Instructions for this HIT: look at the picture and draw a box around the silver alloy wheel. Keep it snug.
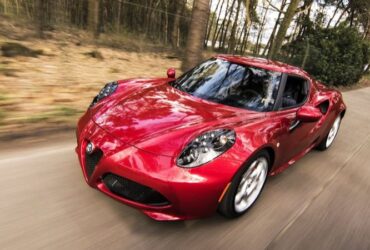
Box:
[234,157,268,213]
[326,116,341,148]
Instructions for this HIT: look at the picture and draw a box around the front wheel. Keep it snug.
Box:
[218,151,269,218]
[316,115,342,151]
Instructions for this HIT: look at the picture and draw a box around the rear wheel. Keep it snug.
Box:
[316,115,341,151]
[219,151,269,218]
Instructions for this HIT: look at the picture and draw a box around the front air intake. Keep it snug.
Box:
[102,173,170,206]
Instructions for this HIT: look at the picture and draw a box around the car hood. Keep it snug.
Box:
[93,79,264,156]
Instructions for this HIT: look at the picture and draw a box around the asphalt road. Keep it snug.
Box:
[1,87,370,250]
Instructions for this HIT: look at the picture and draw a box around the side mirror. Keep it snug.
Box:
[167,68,176,78]
[297,105,322,122]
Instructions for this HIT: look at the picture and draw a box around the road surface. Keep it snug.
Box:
[1,87,370,250]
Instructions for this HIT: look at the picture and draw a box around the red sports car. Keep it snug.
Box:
[76,55,346,221]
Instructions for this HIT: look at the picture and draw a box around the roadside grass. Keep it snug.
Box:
[0,21,181,137]
[0,108,5,125]
[20,106,81,125]
[54,106,81,117]
[0,92,7,102]
[1,42,43,57]
[0,61,19,77]
[0,92,8,125]
[24,114,50,123]
[109,67,120,74]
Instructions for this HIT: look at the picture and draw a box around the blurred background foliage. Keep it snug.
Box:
[0,0,369,136]
[283,24,369,86]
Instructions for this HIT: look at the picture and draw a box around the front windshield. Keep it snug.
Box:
[171,58,282,112]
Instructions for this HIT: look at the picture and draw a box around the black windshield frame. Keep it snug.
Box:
[170,58,284,112]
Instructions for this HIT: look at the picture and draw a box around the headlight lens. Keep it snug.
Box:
[90,81,118,108]
[177,129,236,168]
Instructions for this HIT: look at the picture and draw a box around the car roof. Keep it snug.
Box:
[216,55,311,80]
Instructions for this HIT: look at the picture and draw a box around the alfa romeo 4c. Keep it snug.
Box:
[76,56,346,221]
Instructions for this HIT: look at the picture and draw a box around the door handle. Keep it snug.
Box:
[289,120,300,131]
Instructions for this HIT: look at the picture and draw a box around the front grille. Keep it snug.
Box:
[102,173,170,206]
[85,148,103,177]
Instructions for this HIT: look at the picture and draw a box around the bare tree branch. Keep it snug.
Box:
[265,0,284,13]
[295,0,314,15]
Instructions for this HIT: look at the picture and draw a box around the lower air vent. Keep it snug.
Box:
[102,173,170,206]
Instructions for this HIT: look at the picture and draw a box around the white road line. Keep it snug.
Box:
[0,144,75,165]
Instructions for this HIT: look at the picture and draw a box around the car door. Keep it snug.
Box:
[271,74,318,165]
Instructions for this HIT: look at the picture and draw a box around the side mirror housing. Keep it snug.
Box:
[297,105,322,122]
[167,68,176,78]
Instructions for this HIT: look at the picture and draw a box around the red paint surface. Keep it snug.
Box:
[76,55,346,220]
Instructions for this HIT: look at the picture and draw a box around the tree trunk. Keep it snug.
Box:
[211,0,228,49]
[116,0,122,32]
[205,0,222,47]
[262,0,286,57]
[221,0,237,50]
[254,5,268,55]
[14,0,19,15]
[239,0,252,55]
[235,24,246,54]
[268,0,300,59]
[334,6,350,28]
[88,0,100,38]
[301,38,310,69]
[297,2,312,38]
[349,9,355,27]
[171,0,186,48]
[228,0,242,53]
[24,0,31,18]
[240,23,252,55]
[326,1,341,28]
[164,1,169,45]
[363,18,370,40]
[244,0,251,31]
[3,0,7,15]
[289,14,301,43]
[37,0,47,38]
[182,0,211,71]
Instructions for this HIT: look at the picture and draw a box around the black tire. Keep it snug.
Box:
[218,150,270,218]
[316,115,342,151]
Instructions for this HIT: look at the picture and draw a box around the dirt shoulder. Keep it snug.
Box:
[0,17,181,139]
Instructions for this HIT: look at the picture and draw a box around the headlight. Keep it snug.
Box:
[90,81,118,108]
[177,129,236,168]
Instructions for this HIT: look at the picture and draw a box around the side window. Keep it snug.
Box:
[281,75,308,109]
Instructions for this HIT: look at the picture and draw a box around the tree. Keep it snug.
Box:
[244,0,251,32]
[171,0,187,48]
[212,0,230,49]
[284,25,369,86]
[220,0,237,49]
[326,0,343,28]
[268,0,301,59]
[116,0,122,32]
[205,0,222,47]
[228,0,242,53]
[88,0,100,38]
[263,0,287,56]
[182,0,211,71]
[254,3,269,55]
[37,0,47,38]
[240,0,258,54]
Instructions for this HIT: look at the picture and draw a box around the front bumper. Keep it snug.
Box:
[76,113,243,220]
